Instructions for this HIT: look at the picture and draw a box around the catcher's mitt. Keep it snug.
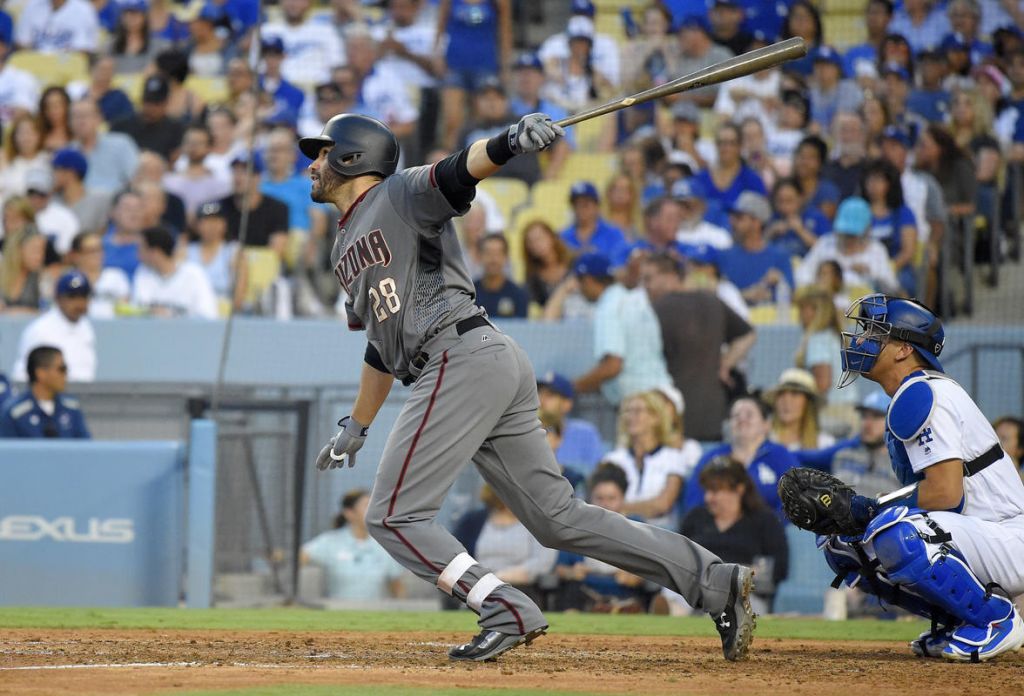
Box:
[777,468,865,536]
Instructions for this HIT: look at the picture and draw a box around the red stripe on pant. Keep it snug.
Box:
[381,350,526,634]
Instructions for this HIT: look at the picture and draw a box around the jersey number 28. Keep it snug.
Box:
[369,277,401,322]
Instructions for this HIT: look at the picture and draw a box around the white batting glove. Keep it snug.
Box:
[315,416,368,470]
[509,113,565,154]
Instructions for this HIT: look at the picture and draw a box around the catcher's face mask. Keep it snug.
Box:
[839,294,890,388]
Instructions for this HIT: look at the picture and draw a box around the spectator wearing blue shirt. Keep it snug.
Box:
[0,346,90,439]
[765,178,830,258]
[861,159,918,294]
[149,0,190,43]
[907,49,951,124]
[473,233,528,319]
[808,46,863,133]
[261,127,322,233]
[683,395,798,521]
[945,0,993,66]
[718,192,794,306]
[537,372,606,476]
[571,253,672,406]
[887,0,951,54]
[103,190,145,278]
[206,0,260,39]
[693,122,767,224]
[560,182,628,258]
[940,32,977,84]
[259,37,304,117]
[792,135,840,221]
[843,0,893,80]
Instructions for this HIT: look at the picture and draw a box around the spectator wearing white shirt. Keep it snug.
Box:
[796,197,900,293]
[261,0,344,87]
[68,231,129,320]
[672,178,732,250]
[12,270,96,382]
[15,0,100,53]
[538,0,620,89]
[70,98,139,195]
[24,167,80,256]
[601,391,697,529]
[0,25,40,122]
[132,226,218,319]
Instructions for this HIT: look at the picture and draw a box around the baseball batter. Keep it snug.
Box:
[297,113,755,662]
[780,293,1024,662]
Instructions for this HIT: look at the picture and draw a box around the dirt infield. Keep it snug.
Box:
[1,628,1022,696]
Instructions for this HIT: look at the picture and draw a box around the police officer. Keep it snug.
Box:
[0,346,90,438]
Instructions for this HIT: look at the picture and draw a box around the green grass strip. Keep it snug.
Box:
[0,607,925,641]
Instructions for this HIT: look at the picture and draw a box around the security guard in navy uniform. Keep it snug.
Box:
[0,346,90,438]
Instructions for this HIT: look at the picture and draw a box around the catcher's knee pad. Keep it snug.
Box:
[866,508,1013,628]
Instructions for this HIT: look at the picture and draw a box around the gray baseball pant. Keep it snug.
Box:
[365,322,737,635]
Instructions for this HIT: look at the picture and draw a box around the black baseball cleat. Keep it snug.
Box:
[448,626,547,662]
[712,565,756,661]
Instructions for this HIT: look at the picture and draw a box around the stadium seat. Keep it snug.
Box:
[530,179,574,221]
[284,230,308,271]
[773,525,835,614]
[478,177,530,225]
[823,15,866,49]
[9,51,88,86]
[112,74,144,107]
[573,114,611,153]
[244,247,282,306]
[186,76,229,105]
[823,0,867,14]
[559,153,619,191]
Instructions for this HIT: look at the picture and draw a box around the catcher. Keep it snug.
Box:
[778,293,1024,662]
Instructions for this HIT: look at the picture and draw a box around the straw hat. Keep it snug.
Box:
[766,368,820,403]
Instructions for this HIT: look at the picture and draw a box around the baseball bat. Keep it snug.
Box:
[553,37,808,129]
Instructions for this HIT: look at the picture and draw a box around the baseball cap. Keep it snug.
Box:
[195,3,225,22]
[25,167,53,195]
[315,81,344,102]
[940,33,970,53]
[655,383,685,416]
[56,270,91,297]
[537,371,575,400]
[834,197,871,236]
[231,149,265,174]
[670,177,706,201]
[813,45,843,70]
[572,252,612,279]
[880,125,912,149]
[856,390,891,415]
[880,62,910,82]
[917,47,946,63]
[197,200,225,219]
[994,24,1024,40]
[569,180,599,202]
[478,75,506,96]
[671,99,701,123]
[52,148,88,179]
[728,191,771,224]
[570,0,595,17]
[513,51,543,72]
[142,75,170,103]
[261,36,285,54]
[679,15,712,35]
[567,15,595,41]
[120,0,148,12]
[675,241,718,267]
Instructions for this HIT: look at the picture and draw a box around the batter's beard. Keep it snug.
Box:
[310,167,343,204]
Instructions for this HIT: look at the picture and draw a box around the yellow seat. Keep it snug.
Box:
[478,177,529,226]
[748,305,779,325]
[9,51,88,86]
[112,74,144,106]
[571,114,611,153]
[529,180,573,225]
[823,15,866,49]
[823,0,867,13]
[185,76,228,105]
[559,153,618,191]
[284,230,308,271]
[243,247,281,305]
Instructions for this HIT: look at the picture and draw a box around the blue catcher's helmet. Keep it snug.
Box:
[839,294,945,388]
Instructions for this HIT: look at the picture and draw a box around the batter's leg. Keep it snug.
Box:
[364,333,548,641]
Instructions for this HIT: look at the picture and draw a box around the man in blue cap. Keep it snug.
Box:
[52,147,111,239]
[826,390,902,496]
[0,346,90,438]
[537,371,604,476]
[907,49,951,123]
[260,36,305,116]
[509,51,572,176]
[571,252,672,406]
[717,191,794,306]
[12,271,96,383]
[809,45,862,131]
[559,182,627,258]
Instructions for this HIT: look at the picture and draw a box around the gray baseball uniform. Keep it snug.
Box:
[338,163,739,635]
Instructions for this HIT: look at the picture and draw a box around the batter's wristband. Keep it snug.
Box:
[486,127,516,165]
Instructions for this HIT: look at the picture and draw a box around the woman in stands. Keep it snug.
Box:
[767,368,835,452]
[603,174,641,239]
[780,0,822,76]
[0,204,46,314]
[602,391,698,529]
[522,219,572,309]
[683,394,799,519]
[793,285,846,400]
[301,489,406,602]
[792,135,840,221]
[0,115,49,199]
[949,87,1002,241]
[680,457,788,615]
[38,87,72,152]
[765,177,831,258]
[693,122,767,224]
[110,0,161,75]
[861,159,918,294]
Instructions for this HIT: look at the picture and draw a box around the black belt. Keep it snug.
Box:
[963,443,1004,477]
[404,316,492,385]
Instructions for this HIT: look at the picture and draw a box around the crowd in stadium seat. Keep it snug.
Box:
[1,0,1023,609]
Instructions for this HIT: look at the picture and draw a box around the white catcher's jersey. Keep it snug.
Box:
[887,371,1024,524]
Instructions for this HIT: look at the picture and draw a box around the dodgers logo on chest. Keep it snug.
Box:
[334,229,393,293]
